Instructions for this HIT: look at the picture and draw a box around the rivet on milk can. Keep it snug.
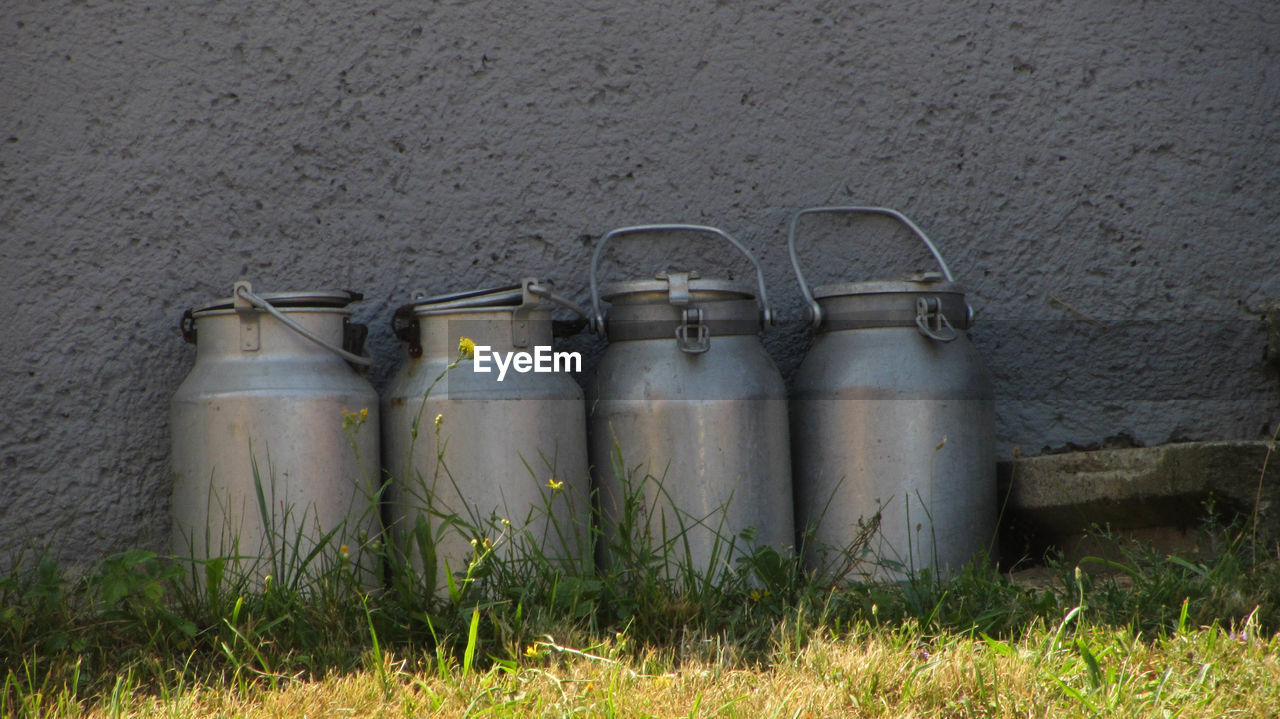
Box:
[788,207,995,580]
[170,281,381,586]
[588,224,794,581]
[383,277,592,595]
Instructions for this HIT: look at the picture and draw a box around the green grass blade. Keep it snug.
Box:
[463,605,480,676]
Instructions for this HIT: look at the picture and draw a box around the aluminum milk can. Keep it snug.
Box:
[788,207,995,580]
[171,281,381,584]
[383,278,591,593]
[588,225,794,580]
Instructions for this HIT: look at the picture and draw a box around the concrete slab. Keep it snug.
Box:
[999,441,1280,564]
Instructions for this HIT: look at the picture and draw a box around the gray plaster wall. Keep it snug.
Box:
[2,0,1278,566]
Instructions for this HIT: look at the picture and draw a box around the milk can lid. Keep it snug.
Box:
[191,289,362,314]
[405,283,526,311]
[599,275,753,302]
[811,272,973,335]
[812,272,964,300]
[392,279,590,352]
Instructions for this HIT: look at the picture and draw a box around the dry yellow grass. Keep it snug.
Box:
[79,620,1280,719]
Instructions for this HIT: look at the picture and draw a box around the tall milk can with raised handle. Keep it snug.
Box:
[588,225,794,580]
[171,281,381,584]
[382,278,591,594]
[788,207,995,580]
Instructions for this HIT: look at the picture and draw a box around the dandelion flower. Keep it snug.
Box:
[458,336,476,359]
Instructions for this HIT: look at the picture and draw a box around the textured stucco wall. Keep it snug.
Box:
[2,0,1278,567]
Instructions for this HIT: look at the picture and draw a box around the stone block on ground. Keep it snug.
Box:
[999,441,1279,565]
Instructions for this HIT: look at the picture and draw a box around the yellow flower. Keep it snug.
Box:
[458,336,476,359]
[341,407,368,430]
[545,478,563,492]
[524,644,540,658]
[434,413,443,430]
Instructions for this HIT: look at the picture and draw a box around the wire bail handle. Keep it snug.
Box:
[511,277,590,348]
[233,281,372,367]
[787,206,956,330]
[522,278,589,318]
[589,223,775,336]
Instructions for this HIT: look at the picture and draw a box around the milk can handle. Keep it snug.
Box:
[234,283,373,367]
[788,206,955,329]
[524,278,592,339]
[589,224,774,334]
[524,279,589,319]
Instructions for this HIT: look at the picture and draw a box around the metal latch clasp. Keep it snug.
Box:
[233,280,260,351]
[508,277,544,349]
[915,296,958,343]
[657,270,700,307]
[676,307,710,354]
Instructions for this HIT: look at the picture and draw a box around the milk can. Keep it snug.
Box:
[788,207,995,580]
[588,225,794,580]
[171,281,381,585]
[383,278,592,593]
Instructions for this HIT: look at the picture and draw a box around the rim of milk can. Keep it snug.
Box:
[391,277,588,357]
[598,275,755,300]
[588,223,776,338]
[398,277,586,316]
[181,280,372,366]
[787,206,974,343]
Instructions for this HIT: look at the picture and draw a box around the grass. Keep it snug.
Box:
[5,575,1279,717]
[5,486,1280,717]
[5,380,1277,717]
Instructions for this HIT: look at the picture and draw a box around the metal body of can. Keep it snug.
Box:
[788,207,995,580]
[588,225,794,580]
[170,281,380,584]
[383,278,591,593]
